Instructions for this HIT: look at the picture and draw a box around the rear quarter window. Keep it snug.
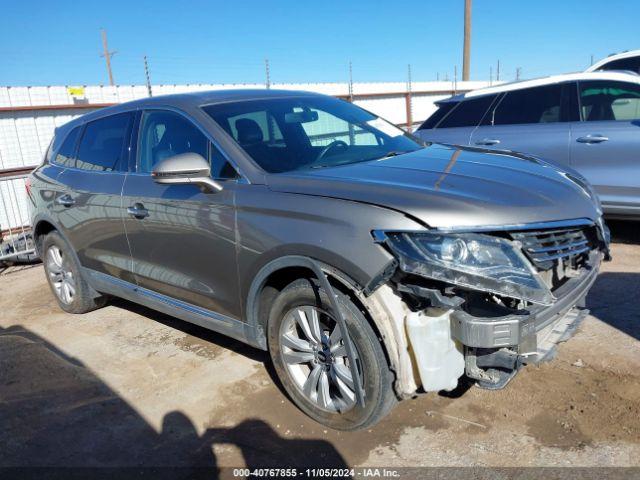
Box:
[418,102,457,130]
[52,126,81,167]
[437,94,498,128]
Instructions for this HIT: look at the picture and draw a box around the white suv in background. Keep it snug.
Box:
[414,71,640,219]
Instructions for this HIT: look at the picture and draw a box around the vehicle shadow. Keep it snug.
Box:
[587,272,640,341]
[108,297,267,364]
[606,219,640,245]
[0,325,348,477]
[586,220,640,341]
[108,298,299,406]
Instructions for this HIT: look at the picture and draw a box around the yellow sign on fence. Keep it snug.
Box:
[67,86,85,97]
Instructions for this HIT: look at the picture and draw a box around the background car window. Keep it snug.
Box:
[138,110,237,179]
[53,126,81,167]
[76,113,133,172]
[579,81,640,121]
[493,84,563,125]
[437,94,497,128]
[418,102,457,130]
[596,57,640,74]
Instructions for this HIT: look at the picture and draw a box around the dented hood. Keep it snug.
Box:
[266,144,601,229]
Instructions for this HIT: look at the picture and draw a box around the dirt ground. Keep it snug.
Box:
[0,221,638,472]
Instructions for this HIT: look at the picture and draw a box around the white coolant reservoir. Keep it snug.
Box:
[406,308,465,392]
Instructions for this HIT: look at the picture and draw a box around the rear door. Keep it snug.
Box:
[570,79,640,215]
[121,108,242,319]
[469,83,576,166]
[415,94,497,146]
[56,112,135,281]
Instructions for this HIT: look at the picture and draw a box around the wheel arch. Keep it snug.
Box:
[246,255,395,376]
[32,215,61,255]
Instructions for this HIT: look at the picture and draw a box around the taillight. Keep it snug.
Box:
[25,177,32,197]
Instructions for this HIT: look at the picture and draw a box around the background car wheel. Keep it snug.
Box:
[268,278,397,430]
[42,231,107,314]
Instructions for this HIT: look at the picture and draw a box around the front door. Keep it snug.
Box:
[570,79,640,216]
[122,109,242,319]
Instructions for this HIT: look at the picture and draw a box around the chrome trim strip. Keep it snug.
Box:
[373,219,596,241]
[433,218,595,234]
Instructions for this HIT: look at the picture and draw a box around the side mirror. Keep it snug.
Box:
[151,153,222,193]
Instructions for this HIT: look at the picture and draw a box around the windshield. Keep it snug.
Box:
[202,96,424,173]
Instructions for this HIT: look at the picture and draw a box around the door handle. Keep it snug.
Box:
[576,134,609,144]
[127,203,149,219]
[55,194,75,207]
[475,138,501,146]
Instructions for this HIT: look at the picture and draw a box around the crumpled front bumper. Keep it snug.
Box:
[449,251,601,389]
[450,251,601,354]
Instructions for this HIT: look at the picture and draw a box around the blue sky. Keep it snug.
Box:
[1,0,638,86]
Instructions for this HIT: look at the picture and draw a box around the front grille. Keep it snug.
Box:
[510,225,596,271]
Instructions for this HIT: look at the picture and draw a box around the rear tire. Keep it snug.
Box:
[42,231,107,314]
[267,278,397,430]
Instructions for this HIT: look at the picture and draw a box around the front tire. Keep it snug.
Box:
[267,278,397,430]
[42,231,107,314]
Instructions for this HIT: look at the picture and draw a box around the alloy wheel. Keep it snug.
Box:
[279,305,359,413]
[46,245,76,304]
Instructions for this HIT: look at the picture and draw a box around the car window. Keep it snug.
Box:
[579,81,640,121]
[596,57,640,75]
[76,113,133,172]
[437,94,497,128]
[493,84,563,125]
[203,96,423,173]
[138,110,237,179]
[227,110,284,145]
[297,106,380,147]
[53,126,81,167]
[418,102,458,130]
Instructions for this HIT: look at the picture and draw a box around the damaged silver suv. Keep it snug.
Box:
[29,90,610,430]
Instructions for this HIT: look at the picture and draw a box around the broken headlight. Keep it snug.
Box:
[377,231,554,306]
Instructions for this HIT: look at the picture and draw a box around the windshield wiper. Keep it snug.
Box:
[372,149,422,160]
[310,149,421,169]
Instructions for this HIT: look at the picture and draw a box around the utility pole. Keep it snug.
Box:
[516,67,522,81]
[100,29,116,86]
[143,56,153,97]
[347,61,356,143]
[264,58,271,89]
[489,66,493,86]
[405,64,413,132]
[590,54,594,66]
[496,59,500,81]
[454,65,458,94]
[462,0,472,81]
[348,61,354,102]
